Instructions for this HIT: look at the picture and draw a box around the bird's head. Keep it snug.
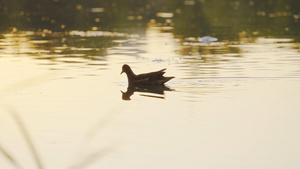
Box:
[121,64,132,75]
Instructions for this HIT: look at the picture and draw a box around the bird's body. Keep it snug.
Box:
[121,64,174,85]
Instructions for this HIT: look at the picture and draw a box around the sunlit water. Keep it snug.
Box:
[1,26,300,169]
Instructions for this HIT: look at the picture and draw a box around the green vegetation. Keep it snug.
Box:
[0,0,299,39]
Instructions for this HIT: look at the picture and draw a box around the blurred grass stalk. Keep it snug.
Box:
[69,104,123,169]
[0,73,119,168]
[0,75,52,169]
[6,105,44,169]
[0,143,21,169]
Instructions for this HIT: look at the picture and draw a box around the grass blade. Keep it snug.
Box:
[0,143,22,169]
[6,106,44,169]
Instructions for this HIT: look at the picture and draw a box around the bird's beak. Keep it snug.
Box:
[120,70,124,75]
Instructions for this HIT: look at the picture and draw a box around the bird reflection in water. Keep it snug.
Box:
[121,84,173,100]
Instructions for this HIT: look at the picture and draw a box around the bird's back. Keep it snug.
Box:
[133,69,173,85]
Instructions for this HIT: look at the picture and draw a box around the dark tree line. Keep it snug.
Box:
[0,0,299,39]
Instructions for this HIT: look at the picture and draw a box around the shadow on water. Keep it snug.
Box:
[121,84,173,100]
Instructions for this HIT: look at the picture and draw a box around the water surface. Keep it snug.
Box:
[1,19,300,169]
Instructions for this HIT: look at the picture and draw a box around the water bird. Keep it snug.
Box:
[121,64,174,85]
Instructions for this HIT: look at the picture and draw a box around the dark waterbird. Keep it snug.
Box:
[121,64,174,85]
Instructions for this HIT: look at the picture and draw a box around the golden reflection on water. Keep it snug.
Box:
[1,25,300,169]
[0,33,38,55]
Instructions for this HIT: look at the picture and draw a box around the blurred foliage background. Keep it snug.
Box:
[0,0,300,40]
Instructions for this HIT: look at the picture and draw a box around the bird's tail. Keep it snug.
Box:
[161,76,175,84]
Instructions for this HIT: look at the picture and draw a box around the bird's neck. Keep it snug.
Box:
[125,69,135,81]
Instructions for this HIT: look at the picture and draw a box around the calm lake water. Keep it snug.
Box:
[1,24,300,169]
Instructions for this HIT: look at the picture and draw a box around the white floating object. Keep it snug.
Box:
[198,36,218,43]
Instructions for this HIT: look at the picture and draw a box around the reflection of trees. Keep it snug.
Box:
[0,0,299,39]
[0,0,149,32]
[173,1,211,37]
[198,0,300,39]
